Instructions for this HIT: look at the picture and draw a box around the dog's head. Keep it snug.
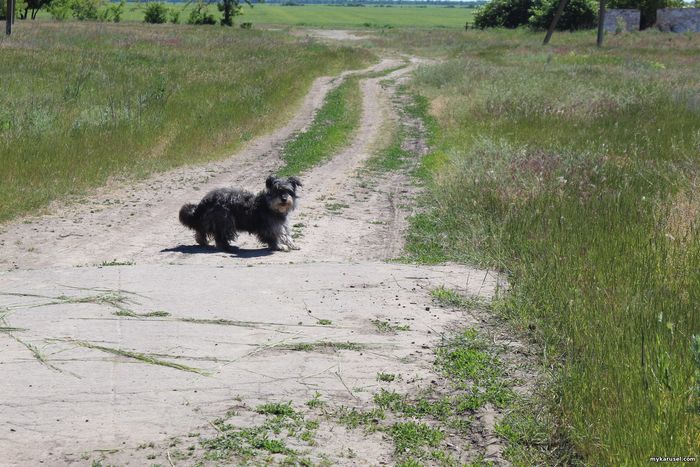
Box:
[265,176,302,215]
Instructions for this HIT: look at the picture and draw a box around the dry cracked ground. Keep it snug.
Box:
[0,48,534,466]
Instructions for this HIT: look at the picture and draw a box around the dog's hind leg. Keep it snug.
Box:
[214,228,239,252]
[195,231,209,246]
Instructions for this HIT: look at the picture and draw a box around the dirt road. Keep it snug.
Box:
[0,56,520,466]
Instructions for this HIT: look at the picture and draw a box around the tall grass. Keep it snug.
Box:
[404,30,700,463]
[0,22,372,222]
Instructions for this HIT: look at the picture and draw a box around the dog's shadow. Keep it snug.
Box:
[162,245,274,258]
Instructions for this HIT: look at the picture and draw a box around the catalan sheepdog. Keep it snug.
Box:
[179,176,302,252]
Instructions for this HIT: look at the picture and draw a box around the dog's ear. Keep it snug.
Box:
[287,176,302,191]
[266,175,276,190]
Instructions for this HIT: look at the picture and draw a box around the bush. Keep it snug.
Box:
[143,2,168,24]
[528,0,597,31]
[169,8,180,23]
[473,0,533,29]
[48,0,104,20]
[99,0,124,22]
[187,1,216,25]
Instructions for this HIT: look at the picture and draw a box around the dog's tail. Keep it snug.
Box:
[179,203,199,230]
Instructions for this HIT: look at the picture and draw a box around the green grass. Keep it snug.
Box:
[35,3,475,29]
[371,319,410,333]
[403,29,700,464]
[0,21,372,223]
[322,326,513,463]
[241,4,474,29]
[277,77,362,177]
[377,372,396,382]
[389,421,444,457]
[202,402,317,463]
[430,287,485,310]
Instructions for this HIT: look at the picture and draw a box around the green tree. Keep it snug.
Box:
[218,0,258,27]
[19,0,52,19]
[143,2,168,23]
[473,0,533,28]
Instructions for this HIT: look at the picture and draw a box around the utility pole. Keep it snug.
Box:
[597,0,607,47]
[543,0,570,45]
[5,0,15,35]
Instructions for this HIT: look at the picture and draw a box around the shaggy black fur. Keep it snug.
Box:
[179,176,302,252]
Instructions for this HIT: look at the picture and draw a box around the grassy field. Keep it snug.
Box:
[0,22,372,222]
[33,3,474,28]
[396,28,700,464]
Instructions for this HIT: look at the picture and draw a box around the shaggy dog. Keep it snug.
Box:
[179,176,302,252]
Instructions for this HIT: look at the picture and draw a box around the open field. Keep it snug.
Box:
[34,3,475,28]
[394,28,700,463]
[0,22,372,222]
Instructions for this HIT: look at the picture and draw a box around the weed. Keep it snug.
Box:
[377,372,396,382]
[201,401,317,462]
[256,402,297,418]
[373,389,403,410]
[430,287,485,310]
[371,319,410,333]
[324,202,350,212]
[335,406,385,430]
[389,421,444,457]
[306,392,325,409]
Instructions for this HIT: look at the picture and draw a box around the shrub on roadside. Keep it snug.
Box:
[474,0,597,30]
[169,9,180,23]
[48,0,104,20]
[99,0,124,22]
[143,2,168,24]
[187,1,216,25]
[473,0,532,28]
[528,0,597,31]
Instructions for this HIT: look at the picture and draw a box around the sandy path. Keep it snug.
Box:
[0,56,519,466]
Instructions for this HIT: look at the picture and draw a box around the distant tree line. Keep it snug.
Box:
[1,0,125,21]
[1,0,258,25]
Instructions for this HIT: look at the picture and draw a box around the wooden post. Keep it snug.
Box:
[597,0,607,47]
[5,0,15,35]
[543,0,570,45]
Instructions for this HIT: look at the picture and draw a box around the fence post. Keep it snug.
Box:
[5,0,15,35]
[597,0,607,47]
